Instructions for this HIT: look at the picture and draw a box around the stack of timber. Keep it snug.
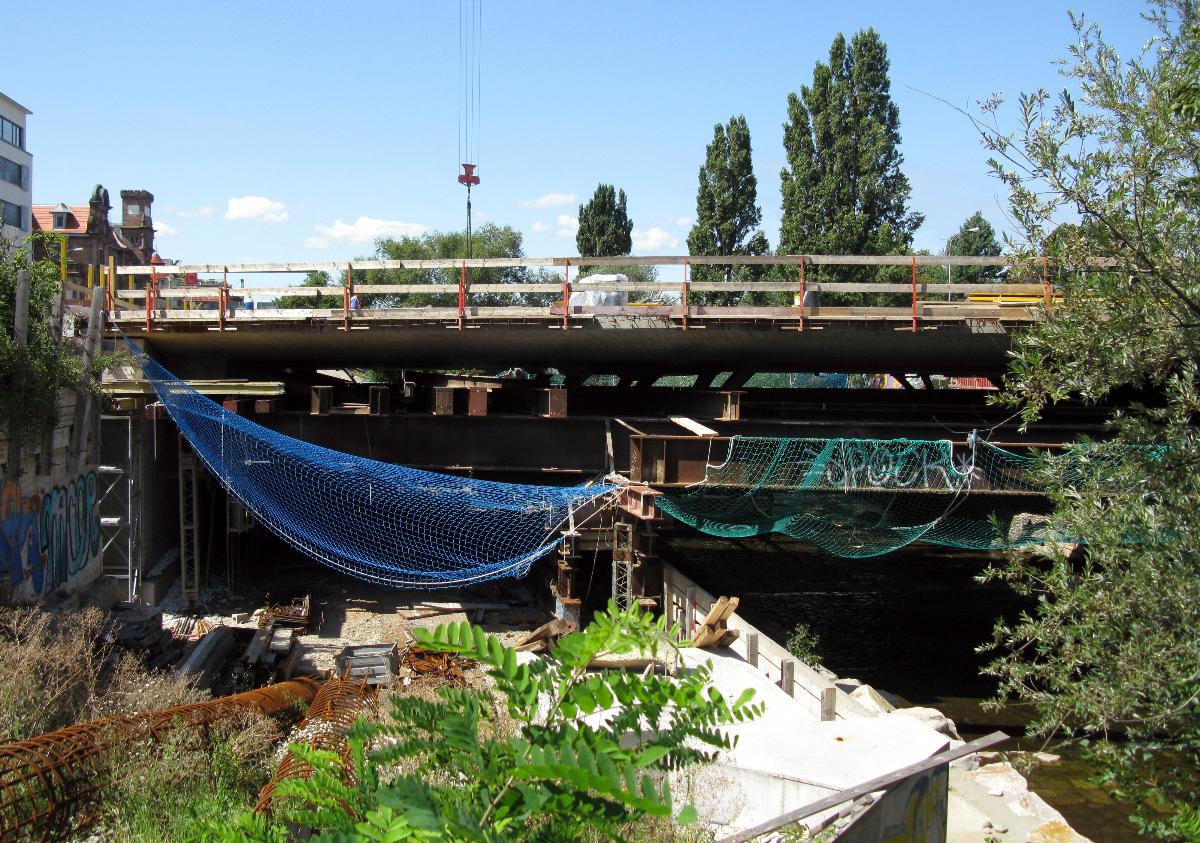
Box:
[242,622,302,683]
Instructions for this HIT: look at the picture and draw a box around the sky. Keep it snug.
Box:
[5,1,1158,286]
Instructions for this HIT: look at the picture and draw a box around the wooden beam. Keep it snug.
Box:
[113,254,1121,275]
[103,380,285,397]
[670,416,719,437]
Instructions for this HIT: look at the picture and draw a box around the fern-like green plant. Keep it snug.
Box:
[199,600,761,842]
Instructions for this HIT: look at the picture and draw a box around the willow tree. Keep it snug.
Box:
[978,4,1200,837]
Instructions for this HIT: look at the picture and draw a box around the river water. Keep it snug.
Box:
[660,534,1144,842]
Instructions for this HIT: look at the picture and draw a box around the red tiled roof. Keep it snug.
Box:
[31,204,91,234]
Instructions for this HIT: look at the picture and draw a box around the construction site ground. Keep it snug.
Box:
[156,574,553,680]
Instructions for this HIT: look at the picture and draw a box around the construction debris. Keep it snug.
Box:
[107,603,184,670]
[176,625,237,691]
[0,678,318,842]
[255,676,375,815]
[335,644,399,687]
[515,618,576,653]
[400,646,477,686]
[260,595,311,631]
[690,595,740,649]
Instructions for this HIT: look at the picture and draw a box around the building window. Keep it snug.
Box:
[127,204,140,215]
[0,117,22,150]
[1,199,24,230]
[53,212,69,229]
[0,155,20,187]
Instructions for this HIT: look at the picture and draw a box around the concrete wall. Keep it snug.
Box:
[0,390,102,602]
[0,91,32,244]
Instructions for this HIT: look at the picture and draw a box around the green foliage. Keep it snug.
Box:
[359,225,556,308]
[577,185,633,258]
[687,115,770,305]
[784,623,822,665]
[0,234,90,448]
[275,271,337,309]
[975,3,1200,836]
[779,29,923,285]
[208,601,760,841]
[96,708,282,842]
[946,211,1003,283]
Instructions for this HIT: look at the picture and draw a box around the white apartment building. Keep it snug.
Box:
[0,92,32,245]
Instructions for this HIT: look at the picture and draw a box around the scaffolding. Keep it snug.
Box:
[611,520,634,611]
[98,415,139,601]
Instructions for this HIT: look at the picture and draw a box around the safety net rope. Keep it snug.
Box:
[135,349,616,587]
[656,436,1061,557]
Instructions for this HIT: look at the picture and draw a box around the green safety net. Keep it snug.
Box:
[656,437,1059,557]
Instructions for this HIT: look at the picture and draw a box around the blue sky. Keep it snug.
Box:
[6,1,1155,283]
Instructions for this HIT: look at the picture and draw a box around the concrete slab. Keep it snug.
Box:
[673,648,950,835]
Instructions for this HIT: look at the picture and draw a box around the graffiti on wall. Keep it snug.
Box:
[0,472,101,596]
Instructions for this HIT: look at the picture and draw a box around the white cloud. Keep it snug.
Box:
[304,216,429,248]
[155,221,180,236]
[520,192,577,209]
[555,214,579,238]
[172,206,213,219]
[632,227,678,251]
[530,220,550,233]
[675,216,692,228]
[224,196,289,223]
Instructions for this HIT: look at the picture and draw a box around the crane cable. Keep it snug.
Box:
[458,0,482,256]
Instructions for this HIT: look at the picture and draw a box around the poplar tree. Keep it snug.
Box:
[687,115,769,305]
[779,29,923,281]
[576,184,633,257]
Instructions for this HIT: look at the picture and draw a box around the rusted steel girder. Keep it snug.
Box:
[255,676,375,815]
[0,677,318,842]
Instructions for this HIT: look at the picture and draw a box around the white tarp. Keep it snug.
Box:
[569,274,629,307]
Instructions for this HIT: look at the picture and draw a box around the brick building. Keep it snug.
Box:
[32,185,159,287]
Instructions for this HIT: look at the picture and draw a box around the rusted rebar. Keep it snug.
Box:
[0,677,318,841]
[255,676,375,815]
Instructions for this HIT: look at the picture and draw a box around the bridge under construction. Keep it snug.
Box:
[86,253,1103,623]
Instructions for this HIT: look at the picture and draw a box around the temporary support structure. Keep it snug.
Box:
[611,520,634,611]
[178,434,201,601]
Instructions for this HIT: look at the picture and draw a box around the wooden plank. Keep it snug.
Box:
[670,416,719,437]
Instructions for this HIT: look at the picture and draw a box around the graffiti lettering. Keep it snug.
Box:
[0,471,100,598]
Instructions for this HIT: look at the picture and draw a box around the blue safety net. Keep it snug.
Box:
[134,349,615,587]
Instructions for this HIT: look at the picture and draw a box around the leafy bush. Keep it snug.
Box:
[785,622,822,665]
[205,600,761,841]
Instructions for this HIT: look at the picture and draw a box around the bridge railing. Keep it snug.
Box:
[98,254,1074,331]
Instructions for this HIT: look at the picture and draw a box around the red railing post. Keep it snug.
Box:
[146,267,157,332]
[911,256,918,333]
[219,267,228,332]
[562,258,570,330]
[1042,256,1052,311]
[343,262,352,330]
[681,259,690,331]
[458,260,466,331]
[798,257,806,332]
